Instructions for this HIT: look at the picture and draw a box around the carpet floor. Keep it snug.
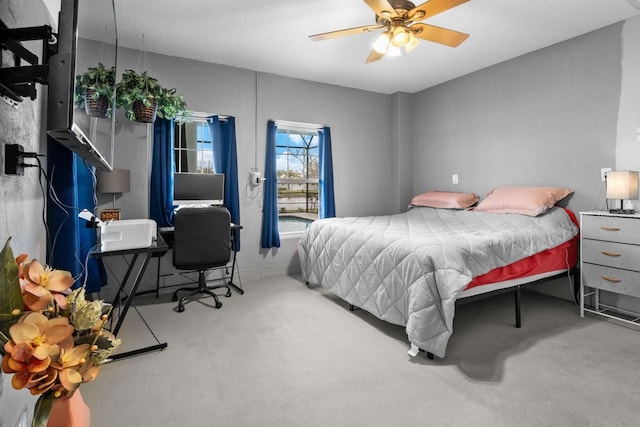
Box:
[82,274,640,427]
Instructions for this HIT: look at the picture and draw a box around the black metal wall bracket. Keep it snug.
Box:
[0,18,58,102]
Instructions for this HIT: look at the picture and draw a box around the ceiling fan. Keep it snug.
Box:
[309,0,471,63]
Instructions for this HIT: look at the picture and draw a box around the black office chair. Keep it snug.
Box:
[171,206,232,312]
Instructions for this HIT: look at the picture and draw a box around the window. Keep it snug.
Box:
[276,126,319,232]
[174,120,214,173]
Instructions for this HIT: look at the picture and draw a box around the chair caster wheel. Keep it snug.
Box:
[215,301,223,309]
[225,289,232,298]
[172,294,178,302]
[177,304,185,312]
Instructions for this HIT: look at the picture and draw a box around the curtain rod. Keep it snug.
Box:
[188,112,229,122]
[275,119,323,132]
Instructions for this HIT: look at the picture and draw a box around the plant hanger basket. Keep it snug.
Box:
[74,63,115,118]
[116,43,188,123]
[132,98,158,123]
[84,89,110,118]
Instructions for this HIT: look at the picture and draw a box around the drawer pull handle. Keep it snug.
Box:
[601,275,622,283]
[600,226,621,232]
[601,250,622,257]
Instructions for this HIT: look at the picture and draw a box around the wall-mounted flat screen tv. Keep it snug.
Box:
[47,0,117,171]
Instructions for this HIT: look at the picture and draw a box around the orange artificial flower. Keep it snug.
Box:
[51,342,91,392]
[3,312,74,373]
[21,259,74,310]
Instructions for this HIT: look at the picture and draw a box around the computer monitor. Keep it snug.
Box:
[173,173,224,206]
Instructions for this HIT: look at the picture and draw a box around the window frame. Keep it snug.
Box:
[275,122,321,236]
[174,116,215,174]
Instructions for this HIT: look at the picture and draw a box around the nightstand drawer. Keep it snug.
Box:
[582,240,640,272]
[581,215,640,244]
[582,263,640,298]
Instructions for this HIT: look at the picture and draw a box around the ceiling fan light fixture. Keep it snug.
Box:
[405,32,419,52]
[386,44,402,57]
[310,0,471,64]
[390,26,410,47]
[372,32,391,54]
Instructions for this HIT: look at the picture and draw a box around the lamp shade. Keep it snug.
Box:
[96,169,130,194]
[606,170,639,200]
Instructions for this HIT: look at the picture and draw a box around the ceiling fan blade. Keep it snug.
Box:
[410,23,469,47]
[365,49,385,63]
[408,0,470,21]
[309,24,385,41]
[363,0,398,19]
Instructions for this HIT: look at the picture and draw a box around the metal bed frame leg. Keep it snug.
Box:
[426,352,434,360]
[514,285,521,328]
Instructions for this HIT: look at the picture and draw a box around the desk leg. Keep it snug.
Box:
[110,342,168,361]
[107,252,168,361]
[109,253,139,332]
[113,252,152,335]
[227,249,244,295]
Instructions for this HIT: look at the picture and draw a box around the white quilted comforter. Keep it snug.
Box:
[298,206,578,357]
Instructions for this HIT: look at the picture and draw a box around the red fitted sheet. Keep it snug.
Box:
[465,208,579,291]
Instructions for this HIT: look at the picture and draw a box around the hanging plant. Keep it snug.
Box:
[156,87,190,122]
[115,69,189,123]
[74,63,116,118]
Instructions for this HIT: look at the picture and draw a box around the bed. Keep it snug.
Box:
[298,197,579,359]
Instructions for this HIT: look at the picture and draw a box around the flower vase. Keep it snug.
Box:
[46,391,91,427]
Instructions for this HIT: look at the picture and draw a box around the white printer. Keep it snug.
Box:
[100,219,157,251]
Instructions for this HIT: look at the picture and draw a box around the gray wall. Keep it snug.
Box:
[410,23,623,215]
[390,92,414,213]
[95,46,394,290]
[617,15,640,176]
[0,1,53,424]
[92,20,637,297]
[409,22,638,302]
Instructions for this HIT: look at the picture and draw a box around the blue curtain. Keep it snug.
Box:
[209,116,241,251]
[260,120,280,248]
[318,127,336,219]
[149,118,175,227]
[46,138,105,293]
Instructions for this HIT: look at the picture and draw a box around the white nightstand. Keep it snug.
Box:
[580,211,640,326]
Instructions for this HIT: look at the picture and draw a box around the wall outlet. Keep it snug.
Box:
[4,143,24,175]
[601,167,612,182]
[452,174,459,184]
[249,169,264,186]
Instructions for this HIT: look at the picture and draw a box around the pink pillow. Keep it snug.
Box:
[411,191,479,209]
[475,186,573,216]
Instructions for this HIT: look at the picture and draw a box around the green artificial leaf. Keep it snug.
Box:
[32,392,54,427]
[0,237,23,338]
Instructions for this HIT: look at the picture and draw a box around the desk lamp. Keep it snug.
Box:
[97,169,130,220]
[606,170,639,214]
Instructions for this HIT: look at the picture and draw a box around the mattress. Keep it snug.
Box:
[298,206,579,357]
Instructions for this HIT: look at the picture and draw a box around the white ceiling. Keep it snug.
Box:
[109,0,640,94]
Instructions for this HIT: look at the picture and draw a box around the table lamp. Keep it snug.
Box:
[606,170,639,214]
[97,169,130,220]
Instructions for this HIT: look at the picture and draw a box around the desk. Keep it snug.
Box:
[90,235,169,360]
[156,223,244,296]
